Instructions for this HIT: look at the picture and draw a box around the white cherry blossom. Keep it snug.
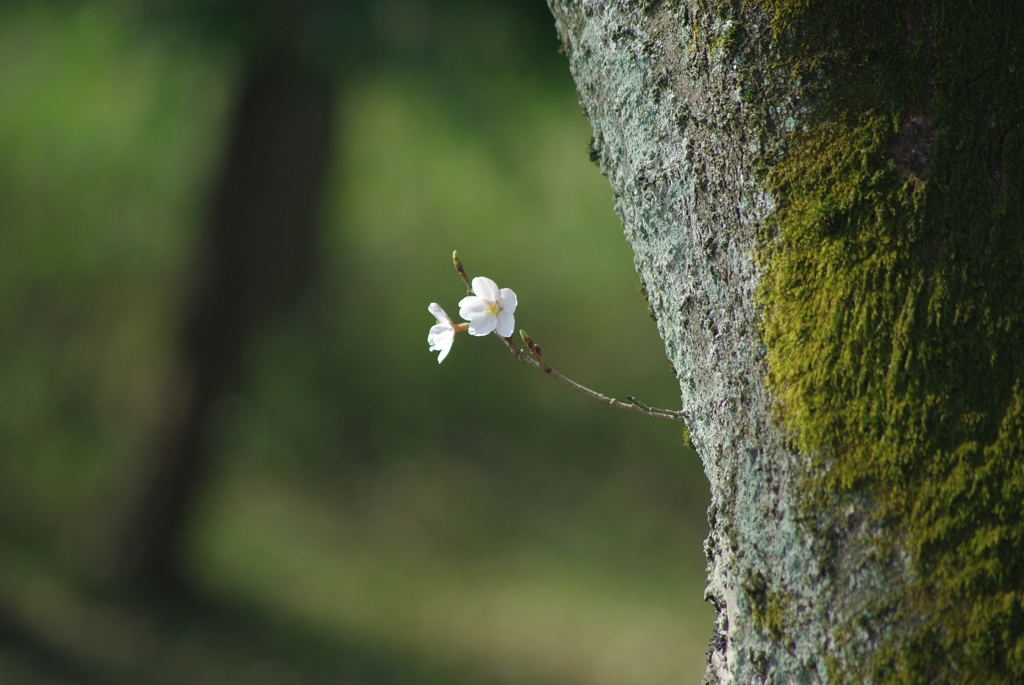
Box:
[459,276,517,337]
[427,302,457,363]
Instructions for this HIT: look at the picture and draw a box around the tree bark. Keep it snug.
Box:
[546,1,1024,683]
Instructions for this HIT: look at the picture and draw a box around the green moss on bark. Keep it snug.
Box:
[754,1,1024,682]
[743,570,792,644]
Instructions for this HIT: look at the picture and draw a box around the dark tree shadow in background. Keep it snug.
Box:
[111,0,561,599]
[116,61,336,596]
[0,1,584,682]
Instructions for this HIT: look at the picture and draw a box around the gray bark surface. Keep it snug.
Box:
[545,2,891,682]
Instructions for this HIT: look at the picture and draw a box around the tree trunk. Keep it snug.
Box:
[545,1,1024,683]
[116,64,335,594]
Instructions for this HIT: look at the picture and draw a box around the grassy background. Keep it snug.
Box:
[0,3,714,684]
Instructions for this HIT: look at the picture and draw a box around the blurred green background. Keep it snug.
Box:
[0,1,713,683]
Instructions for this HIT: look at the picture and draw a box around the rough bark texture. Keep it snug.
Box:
[546,1,1024,683]
[547,3,826,681]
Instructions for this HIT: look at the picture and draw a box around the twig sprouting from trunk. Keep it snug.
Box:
[452,251,686,423]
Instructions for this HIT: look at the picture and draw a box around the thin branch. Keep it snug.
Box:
[452,251,473,293]
[513,333,686,421]
[453,252,686,423]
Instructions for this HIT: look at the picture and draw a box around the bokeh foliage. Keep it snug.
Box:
[0,2,712,684]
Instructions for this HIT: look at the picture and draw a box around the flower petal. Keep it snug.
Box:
[428,323,454,351]
[459,295,487,321]
[498,288,517,314]
[495,309,515,338]
[471,276,499,302]
[436,332,454,362]
[468,312,496,337]
[428,302,450,323]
